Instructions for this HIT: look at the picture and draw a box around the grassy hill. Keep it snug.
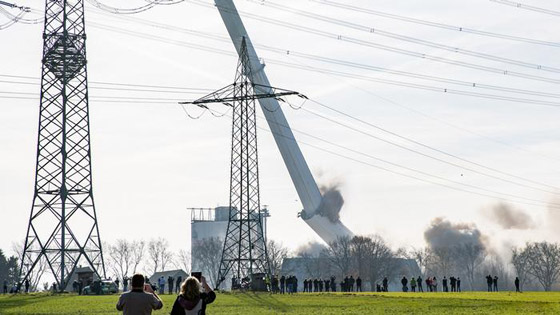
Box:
[0,291,559,314]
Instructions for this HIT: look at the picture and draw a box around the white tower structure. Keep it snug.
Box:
[214,0,354,244]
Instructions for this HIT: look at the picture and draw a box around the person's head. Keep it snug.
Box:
[131,274,145,289]
[181,276,201,301]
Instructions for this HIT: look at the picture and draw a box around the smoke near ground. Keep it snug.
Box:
[316,183,345,223]
[295,241,328,257]
[485,202,536,230]
[424,217,486,250]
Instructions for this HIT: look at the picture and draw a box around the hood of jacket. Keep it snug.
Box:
[178,295,201,311]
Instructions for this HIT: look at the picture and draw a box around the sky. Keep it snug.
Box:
[1,0,560,264]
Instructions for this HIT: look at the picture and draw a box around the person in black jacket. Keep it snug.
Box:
[170,276,215,315]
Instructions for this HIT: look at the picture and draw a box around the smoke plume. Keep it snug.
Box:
[485,202,536,230]
[424,217,486,250]
[295,241,328,257]
[316,183,344,223]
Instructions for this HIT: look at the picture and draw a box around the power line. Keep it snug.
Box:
[0,74,213,93]
[311,0,560,48]
[190,0,560,85]
[0,5,41,25]
[4,82,557,197]
[301,99,560,195]
[75,22,560,107]
[180,104,558,209]
[86,0,185,15]
[255,112,559,209]
[12,3,560,103]
[82,10,560,100]
[333,75,560,165]
[253,0,560,74]
[257,106,559,207]
[490,0,560,17]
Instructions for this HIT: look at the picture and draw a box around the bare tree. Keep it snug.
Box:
[12,241,46,291]
[147,238,173,275]
[511,246,532,290]
[364,235,395,288]
[525,242,560,291]
[350,236,370,279]
[106,239,135,282]
[191,237,222,288]
[325,236,353,278]
[267,240,288,276]
[410,247,431,277]
[454,243,485,290]
[131,240,146,274]
[427,247,455,277]
[174,249,191,274]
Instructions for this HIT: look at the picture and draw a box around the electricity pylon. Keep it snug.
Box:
[19,0,105,291]
[180,37,304,289]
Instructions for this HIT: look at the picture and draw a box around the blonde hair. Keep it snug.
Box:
[181,276,201,301]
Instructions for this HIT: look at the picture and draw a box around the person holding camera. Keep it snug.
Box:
[170,275,216,315]
[116,273,163,315]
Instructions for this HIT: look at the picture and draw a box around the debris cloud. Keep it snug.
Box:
[316,182,344,223]
[486,202,536,230]
[424,217,486,250]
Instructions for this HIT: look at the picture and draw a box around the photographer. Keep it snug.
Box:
[116,273,163,315]
[170,275,216,315]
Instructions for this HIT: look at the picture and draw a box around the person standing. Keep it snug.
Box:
[457,277,461,292]
[24,279,30,293]
[486,275,492,292]
[433,277,438,292]
[287,276,293,294]
[3,280,7,294]
[442,277,448,292]
[280,275,285,294]
[175,276,182,294]
[168,276,174,295]
[272,276,278,294]
[356,276,362,292]
[349,276,355,292]
[116,273,163,315]
[265,275,271,293]
[417,276,423,292]
[450,277,456,292]
[331,276,336,292]
[123,277,129,292]
[401,276,408,292]
[410,277,416,292]
[157,277,164,294]
[515,277,520,292]
[382,277,388,292]
[493,276,498,292]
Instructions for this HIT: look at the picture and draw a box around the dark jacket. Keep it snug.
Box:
[170,291,216,315]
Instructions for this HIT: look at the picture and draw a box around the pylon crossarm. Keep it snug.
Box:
[180,83,306,106]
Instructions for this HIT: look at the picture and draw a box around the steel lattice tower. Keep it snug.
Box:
[181,38,304,289]
[19,0,105,291]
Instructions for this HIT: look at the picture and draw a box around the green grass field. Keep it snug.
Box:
[0,291,559,314]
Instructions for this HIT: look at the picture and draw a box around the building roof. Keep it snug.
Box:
[149,269,189,282]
